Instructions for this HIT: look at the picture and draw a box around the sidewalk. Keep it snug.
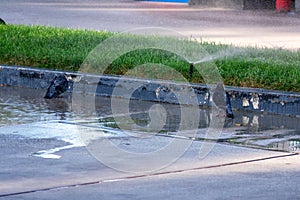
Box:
[0,86,299,199]
[0,121,299,199]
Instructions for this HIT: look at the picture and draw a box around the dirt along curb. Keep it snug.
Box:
[1,65,300,117]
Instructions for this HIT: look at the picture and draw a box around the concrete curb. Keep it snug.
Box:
[1,65,299,117]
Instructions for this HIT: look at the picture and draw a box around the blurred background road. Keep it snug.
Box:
[1,0,300,49]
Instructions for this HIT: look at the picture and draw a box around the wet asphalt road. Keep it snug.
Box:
[0,1,300,199]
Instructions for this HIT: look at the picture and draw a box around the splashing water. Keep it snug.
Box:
[191,46,247,65]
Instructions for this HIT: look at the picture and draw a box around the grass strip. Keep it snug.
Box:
[0,24,299,92]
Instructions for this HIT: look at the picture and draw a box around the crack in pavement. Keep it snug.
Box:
[0,152,297,198]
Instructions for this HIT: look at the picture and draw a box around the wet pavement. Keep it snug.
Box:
[1,86,299,154]
[0,86,300,199]
[1,0,300,198]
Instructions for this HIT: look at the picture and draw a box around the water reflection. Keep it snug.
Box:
[44,98,69,120]
[270,140,300,152]
[0,86,73,126]
[0,86,300,153]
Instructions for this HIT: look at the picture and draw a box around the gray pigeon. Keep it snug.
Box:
[44,74,69,99]
[212,82,234,118]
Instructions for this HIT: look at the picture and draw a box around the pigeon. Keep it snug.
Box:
[44,74,69,99]
[212,82,234,118]
[0,18,6,25]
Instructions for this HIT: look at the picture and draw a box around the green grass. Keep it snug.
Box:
[0,25,114,71]
[0,24,299,92]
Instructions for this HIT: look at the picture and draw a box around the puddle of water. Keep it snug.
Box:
[0,120,131,159]
[0,85,300,156]
[269,140,300,152]
[0,86,74,126]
